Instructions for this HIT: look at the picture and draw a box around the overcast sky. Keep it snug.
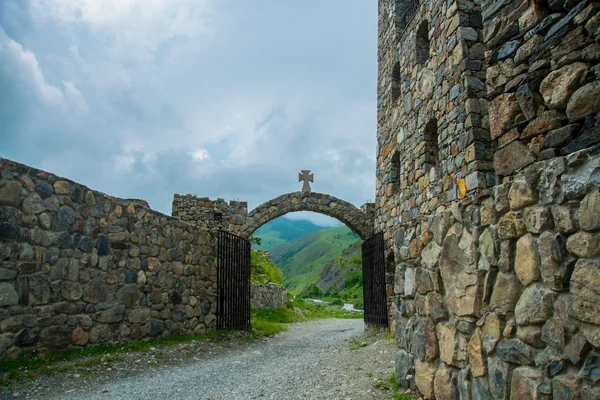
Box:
[0,0,377,227]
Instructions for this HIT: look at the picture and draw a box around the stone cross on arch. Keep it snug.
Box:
[298,170,314,193]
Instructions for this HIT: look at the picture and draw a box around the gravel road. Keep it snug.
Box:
[48,319,396,400]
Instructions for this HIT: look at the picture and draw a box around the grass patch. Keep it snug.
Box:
[373,372,419,400]
[250,298,362,339]
[0,329,236,386]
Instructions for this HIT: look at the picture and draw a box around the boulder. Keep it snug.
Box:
[434,362,457,400]
[510,367,551,399]
[566,81,600,121]
[515,234,541,286]
[515,283,556,325]
[395,349,415,389]
[414,360,437,399]
[0,182,22,206]
[439,224,482,317]
[569,259,600,324]
[566,232,600,258]
[580,189,600,231]
[539,62,588,109]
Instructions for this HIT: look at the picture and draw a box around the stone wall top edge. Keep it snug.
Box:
[0,157,198,228]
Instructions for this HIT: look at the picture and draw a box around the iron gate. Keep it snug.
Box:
[216,230,251,330]
[362,231,388,327]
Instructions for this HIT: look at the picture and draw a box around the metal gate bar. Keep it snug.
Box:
[362,232,388,327]
[217,230,251,330]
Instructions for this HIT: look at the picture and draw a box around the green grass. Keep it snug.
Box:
[373,372,419,400]
[250,299,362,339]
[269,227,359,294]
[0,329,235,385]
[253,218,329,250]
[250,250,284,285]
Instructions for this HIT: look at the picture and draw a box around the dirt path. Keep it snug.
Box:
[10,319,398,400]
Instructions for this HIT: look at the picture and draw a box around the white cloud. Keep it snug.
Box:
[191,149,210,162]
[0,28,88,114]
[32,0,216,60]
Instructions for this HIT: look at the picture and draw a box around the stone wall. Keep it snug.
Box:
[250,283,288,310]
[173,192,375,240]
[377,0,600,398]
[0,159,217,360]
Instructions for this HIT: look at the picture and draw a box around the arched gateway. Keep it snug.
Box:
[172,191,375,240]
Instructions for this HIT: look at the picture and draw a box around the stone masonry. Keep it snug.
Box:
[378,0,600,398]
[0,158,217,360]
[250,283,288,310]
[173,192,376,240]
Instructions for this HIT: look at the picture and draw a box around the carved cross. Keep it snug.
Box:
[298,170,314,193]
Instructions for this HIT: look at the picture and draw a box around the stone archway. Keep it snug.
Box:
[239,192,374,240]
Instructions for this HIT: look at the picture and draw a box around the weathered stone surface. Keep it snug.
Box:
[72,327,89,346]
[515,283,555,325]
[468,329,486,377]
[439,224,482,317]
[82,278,110,304]
[489,93,522,140]
[494,141,536,176]
[517,325,543,348]
[523,206,552,234]
[53,180,71,195]
[0,181,22,206]
[395,349,415,389]
[498,212,527,239]
[569,259,600,324]
[434,362,457,400]
[509,181,538,210]
[510,367,550,399]
[539,62,588,109]
[523,111,564,139]
[551,205,576,233]
[41,326,73,349]
[457,367,471,400]
[0,282,19,306]
[489,272,523,315]
[481,313,503,353]
[515,234,541,286]
[438,322,468,368]
[567,82,600,122]
[115,284,142,308]
[94,305,125,324]
[478,227,497,271]
[553,374,581,400]
[414,360,437,399]
[421,241,441,269]
[497,339,536,365]
[564,334,591,365]
[579,351,600,386]
[488,356,513,400]
[22,193,45,215]
[580,189,600,232]
[61,281,83,301]
[538,231,574,292]
[567,232,600,258]
[545,125,579,149]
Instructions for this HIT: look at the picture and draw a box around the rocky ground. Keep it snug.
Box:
[2,319,411,400]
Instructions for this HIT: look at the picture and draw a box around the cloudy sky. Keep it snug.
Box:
[0,0,377,227]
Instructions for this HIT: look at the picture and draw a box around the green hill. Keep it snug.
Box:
[252,217,334,250]
[269,226,360,294]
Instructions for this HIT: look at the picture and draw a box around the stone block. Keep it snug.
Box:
[580,189,600,232]
[0,181,22,206]
[567,81,600,122]
[0,282,19,306]
[438,322,468,368]
[510,367,551,398]
[414,360,437,399]
[515,233,540,286]
[538,231,574,292]
[489,272,523,315]
[494,141,536,176]
[523,206,552,234]
[488,356,513,400]
[395,349,415,389]
[569,259,600,324]
[434,362,458,400]
[489,93,522,140]
[468,329,486,377]
[567,232,600,258]
[540,62,588,109]
[515,283,555,325]
[498,212,527,240]
[497,339,536,365]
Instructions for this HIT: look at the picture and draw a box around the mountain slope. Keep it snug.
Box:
[269,226,359,294]
[253,217,332,250]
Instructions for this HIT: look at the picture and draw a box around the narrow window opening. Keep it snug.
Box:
[424,119,439,166]
[391,150,401,192]
[391,62,401,102]
[416,20,430,65]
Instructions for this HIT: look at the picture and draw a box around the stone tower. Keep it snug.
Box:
[377,0,600,397]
